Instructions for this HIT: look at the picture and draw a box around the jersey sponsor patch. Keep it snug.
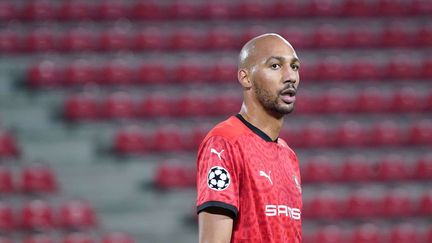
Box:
[207,166,231,191]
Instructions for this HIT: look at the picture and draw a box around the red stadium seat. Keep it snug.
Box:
[176,94,209,117]
[100,92,134,119]
[167,1,200,19]
[412,0,432,15]
[114,126,147,155]
[174,62,207,84]
[426,226,432,243]
[205,28,237,50]
[62,60,96,86]
[342,0,377,17]
[96,0,127,20]
[20,164,58,193]
[170,29,204,50]
[201,2,232,19]
[135,62,168,85]
[279,28,312,49]
[300,122,333,147]
[101,232,135,243]
[381,189,413,217]
[378,0,411,16]
[136,94,172,117]
[345,27,378,48]
[421,58,432,78]
[272,1,304,18]
[390,88,422,112]
[320,88,353,113]
[408,120,432,145]
[234,1,269,18]
[59,200,97,229]
[305,192,341,219]
[415,26,432,46]
[57,1,92,21]
[317,57,347,81]
[210,93,242,116]
[64,93,99,121]
[307,0,342,17]
[184,124,211,150]
[348,59,381,80]
[384,56,419,80]
[155,163,194,189]
[351,224,381,243]
[210,58,237,82]
[62,232,95,243]
[345,190,379,218]
[0,202,14,232]
[355,88,389,113]
[293,91,317,114]
[99,61,132,85]
[27,61,60,89]
[0,168,14,194]
[130,1,164,20]
[0,132,19,158]
[133,28,165,50]
[59,28,95,52]
[23,234,54,243]
[23,29,55,52]
[301,156,336,183]
[375,154,409,181]
[98,29,129,52]
[414,154,432,180]
[0,2,17,21]
[388,223,420,243]
[380,25,411,47]
[315,225,344,243]
[153,126,185,152]
[20,200,55,231]
[339,155,372,182]
[336,121,367,147]
[419,190,432,215]
[21,1,54,21]
[241,26,267,45]
[0,31,19,53]
[313,25,345,48]
[369,120,403,146]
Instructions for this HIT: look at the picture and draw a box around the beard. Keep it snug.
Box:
[253,81,294,117]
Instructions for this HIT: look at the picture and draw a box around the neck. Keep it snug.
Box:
[239,102,284,141]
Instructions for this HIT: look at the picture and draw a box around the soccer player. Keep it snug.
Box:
[196,33,302,243]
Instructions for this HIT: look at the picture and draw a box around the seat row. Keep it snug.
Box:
[0,199,96,232]
[28,58,432,89]
[2,25,432,53]
[0,232,134,243]
[1,0,430,21]
[63,89,432,121]
[0,132,19,159]
[114,120,432,154]
[303,223,432,243]
[0,165,58,194]
[153,154,432,189]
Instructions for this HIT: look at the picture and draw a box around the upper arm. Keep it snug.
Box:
[198,207,234,243]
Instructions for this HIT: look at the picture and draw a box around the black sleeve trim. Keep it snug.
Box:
[197,201,238,219]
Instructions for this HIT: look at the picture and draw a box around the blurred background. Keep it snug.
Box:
[0,0,431,242]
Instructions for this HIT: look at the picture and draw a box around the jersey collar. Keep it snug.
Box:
[235,114,278,143]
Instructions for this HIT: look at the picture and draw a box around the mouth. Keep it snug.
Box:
[280,87,297,104]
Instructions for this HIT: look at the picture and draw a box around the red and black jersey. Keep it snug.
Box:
[196,114,302,243]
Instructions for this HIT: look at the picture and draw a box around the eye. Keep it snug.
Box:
[270,63,281,69]
[291,64,300,71]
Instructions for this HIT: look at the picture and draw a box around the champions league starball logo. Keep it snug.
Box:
[207,166,230,191]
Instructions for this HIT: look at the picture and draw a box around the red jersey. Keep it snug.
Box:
[196,114,302,243]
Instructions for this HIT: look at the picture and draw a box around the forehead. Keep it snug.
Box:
[253,38,298,62]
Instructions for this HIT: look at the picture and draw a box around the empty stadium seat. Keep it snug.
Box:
[299,122,333,147]
[114,126,147,155]
[21,1,54,21]
[201,2,232,19]
[335,121,367,146]
[62,232,95,243]
[0,132,19,158]
[0,202,14,232]
[176,94,210,117]
[370,120,403,146]
[314,225,344,243]
[421,58,432,78]
[27,61,59,89]
[133,28,165,50]
[57,1,92,21]
[62,60,96,86]
[174,62,207,83]
[0,168,14,193]
[130,1,164,20]
[301,156,336,183]
[100,92,134,119]
[390,87,422,112]
[348,59,381,80]
[384,56,419,80]
[64,93,99,121]
[23,29,55,52]
[234,1,269,19]
[20,164,58,193]
[59,29,95,52]
[414,154,432,180]
[153,126,185,152]
[313,25,345,48]
[345,27,378,48]
[135,62,168,84]
[0,31,19,53]
[101,232,135,243]
[210,59,237,82]
[154,164,194,189]
[380,189,413,217]
[58,200,97,229]
[23,234,54,243]
[320,88,353,113]
[20,200,55,231]
[305,192,341,219]
[169,29,204,50]
[96,0,127,20]
[408,120,432,145]
[351,224,381,243]
[205,28,237,50]
[0,2,16,21]
[345,190,379,218]
[209,93,241,116]
[316,57,347,81]
[355,88,389,113]
[99,61,132,85]
[416,26,432,46]
[136,94,172,117]
[339,155,372,182]
[98,29,130,52]
[388,223,420,243]
[375,154,409,181]
[419,190,432,215]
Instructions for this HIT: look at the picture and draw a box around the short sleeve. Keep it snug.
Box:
[196,136,241,218]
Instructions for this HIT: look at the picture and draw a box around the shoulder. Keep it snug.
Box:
[277,137,298,158]
[202,116,250,144]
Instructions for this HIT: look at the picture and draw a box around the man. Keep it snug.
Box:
[196,33,302,243]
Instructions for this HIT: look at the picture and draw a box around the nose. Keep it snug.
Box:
[283,67,298,85]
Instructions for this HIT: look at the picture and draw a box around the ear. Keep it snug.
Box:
[238,69,252,89]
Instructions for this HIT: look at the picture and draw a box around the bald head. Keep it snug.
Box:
[238,33,295,70]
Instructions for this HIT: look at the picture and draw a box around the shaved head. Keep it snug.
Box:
[238,33,295,70]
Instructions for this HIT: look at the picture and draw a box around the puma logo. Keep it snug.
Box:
[210,148,224,161]
[259,170,273,185]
